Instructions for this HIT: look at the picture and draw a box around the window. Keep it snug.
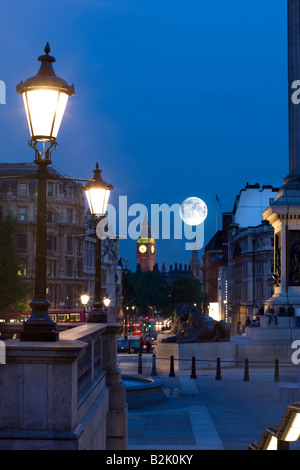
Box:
[67,209,72,224]
[77,259,83,277]
[18,207,27,221]
[46,236,56,251]
[67,236,73,252]
[19,183,27,195]
[47,182,54,197]
[18,263,27,276]
[46,260,57,277]
[17,234,27,250]
[66,286,72,307]
[66,260,72,277]
[47,211,57,223]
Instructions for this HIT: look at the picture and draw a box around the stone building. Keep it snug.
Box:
[202,213,231,315]
[0,163,122,320]
[227,221,275,329]
[202,184,279,330]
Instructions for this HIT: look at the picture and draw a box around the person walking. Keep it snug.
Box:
[294,307,300,328]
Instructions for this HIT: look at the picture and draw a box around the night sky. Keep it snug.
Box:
[0,0,289,271]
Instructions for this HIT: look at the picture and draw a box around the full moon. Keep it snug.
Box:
[179,197,208,226]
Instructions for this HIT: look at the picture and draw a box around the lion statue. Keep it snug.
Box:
[161,302,230,343]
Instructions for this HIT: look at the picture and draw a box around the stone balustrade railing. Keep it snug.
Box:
[0,323,127,450]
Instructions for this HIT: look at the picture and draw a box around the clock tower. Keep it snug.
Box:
[136,220,155,272]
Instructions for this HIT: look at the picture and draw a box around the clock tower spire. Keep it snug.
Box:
[136,215,155,271]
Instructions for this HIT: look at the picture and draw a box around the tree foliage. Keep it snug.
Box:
[169,277,203,307]
[0,212,28,318]
[123,270,203,317]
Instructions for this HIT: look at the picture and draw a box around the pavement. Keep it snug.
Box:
[118,353,300,451]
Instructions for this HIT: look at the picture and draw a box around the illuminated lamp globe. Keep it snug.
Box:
[16,42,75,142]
[81,294,89,306]
[103,297,111,308]
[84,163,113,217]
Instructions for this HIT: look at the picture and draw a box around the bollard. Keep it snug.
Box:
[190,356,197,379]
[274,358,280,382]
[128,339,131,354]
[215,357,222,380]
[151,353,157,376]
[138,353,143,374]
[169,355,175,377]
[243,358,250,381]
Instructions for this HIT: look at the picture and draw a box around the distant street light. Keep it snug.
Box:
[81,294,90,322]
[16,43,74,341]
[84,164,113,322]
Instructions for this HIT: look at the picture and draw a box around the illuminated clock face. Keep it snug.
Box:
[139,244,147,253]
[151,245,155,253]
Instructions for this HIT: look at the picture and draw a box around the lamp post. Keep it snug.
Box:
[16,43,74,341]
[103,297,111,317]
[81,294,89,322]
[84,163,113,322]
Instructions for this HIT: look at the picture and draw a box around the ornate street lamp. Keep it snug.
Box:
[16,43,75,341]
[17,42,75,148]
[84,163,113,322]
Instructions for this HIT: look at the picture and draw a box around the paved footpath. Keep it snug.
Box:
[118,354,300,451]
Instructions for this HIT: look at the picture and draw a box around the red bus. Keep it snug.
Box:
[6,311,86,323]
[131,321,142,335]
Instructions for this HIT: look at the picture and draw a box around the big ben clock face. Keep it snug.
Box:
[151,245,155,254]
[139,244,147,253]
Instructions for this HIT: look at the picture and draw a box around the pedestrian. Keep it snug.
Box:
[146,335,151,353]
[266,305,278,325]
[258,306,264,315]
[294,308,300,328]
[288,304,295,316]
[279,306,286,316]
[138,336,144,353]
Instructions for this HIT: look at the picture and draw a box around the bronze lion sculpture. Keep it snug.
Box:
[161,302,230,343]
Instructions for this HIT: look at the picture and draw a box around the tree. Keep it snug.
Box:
[0,212,28,319]
[169,277,203,308]
[123,270,170,316]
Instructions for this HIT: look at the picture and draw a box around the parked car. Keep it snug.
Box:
[117,338,140,353]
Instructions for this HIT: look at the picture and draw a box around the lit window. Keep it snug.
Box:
[18,207,27,221]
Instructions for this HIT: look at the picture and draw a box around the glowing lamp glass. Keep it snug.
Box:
[103,297,111,307]
[23,89,69,141]
[81,294,89,306]
[85,187,111,217]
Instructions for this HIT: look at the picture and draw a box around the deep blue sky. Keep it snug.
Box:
[0,0,288,271]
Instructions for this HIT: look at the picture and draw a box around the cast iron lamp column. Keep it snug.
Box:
[84,163,113,323]
[16,43,75,341]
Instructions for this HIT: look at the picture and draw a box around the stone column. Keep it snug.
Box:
[288,0,300,179]
[263,0,300,310]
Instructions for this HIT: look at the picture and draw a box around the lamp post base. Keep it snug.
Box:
[20,298,58,342]
[87,303,107,323]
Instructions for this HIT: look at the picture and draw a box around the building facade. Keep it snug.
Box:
[0,163,122,320]
[202,184,279,331]
[227,221,275,329]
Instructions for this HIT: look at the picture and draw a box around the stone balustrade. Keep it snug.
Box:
[0,323,127,450]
